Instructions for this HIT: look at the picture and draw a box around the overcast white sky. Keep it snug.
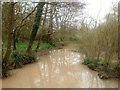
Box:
[2,0,119,23]
[83,0,118,22]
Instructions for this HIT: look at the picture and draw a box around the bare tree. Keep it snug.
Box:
[36,3,48,50]
[13,4,37,50]
[27,2,45,52]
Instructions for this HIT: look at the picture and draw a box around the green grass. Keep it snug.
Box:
[3,41,52,54]
[3,41,52,64]
[16,41,52,51]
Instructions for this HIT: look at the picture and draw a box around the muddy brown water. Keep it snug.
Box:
[2,45,118,88]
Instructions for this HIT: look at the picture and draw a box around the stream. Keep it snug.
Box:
[2,46,118,88]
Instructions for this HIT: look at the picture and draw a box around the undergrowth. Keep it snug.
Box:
[82,56,120,79]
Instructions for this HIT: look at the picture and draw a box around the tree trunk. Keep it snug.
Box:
[55,6,59,31]
[36,3,48,50]
[47,3,54,43]
[118,2,120,63]
[27,2,45,52]
[13,29,17,50]
[3,2,15,66]
[0,2,1,78]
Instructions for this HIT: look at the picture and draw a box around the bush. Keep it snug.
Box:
[83,56,105,72]
[98,62,120,79]
[11,51,37,69]
[114,63,120,77]
[82,57,94,65]
[98,72,110,79]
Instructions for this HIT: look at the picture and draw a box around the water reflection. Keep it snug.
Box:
[2,48,118,88]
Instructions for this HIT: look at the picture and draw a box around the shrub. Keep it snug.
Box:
[98,62,120,79]
[114,63,120,77]
[82,56,105,71]
[98,72,110,79]
[82,57,94,65]
[11,51,37,69]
